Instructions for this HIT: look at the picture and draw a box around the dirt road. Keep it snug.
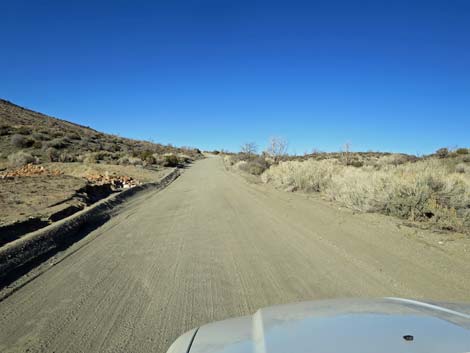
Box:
[1,157,469,353]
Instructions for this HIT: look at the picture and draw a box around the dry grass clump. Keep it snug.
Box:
[374,153,412,167]
[46,137,69,149]
[455,163,470,174]
[114,154,143,166]
[262,159,339,192]
[223,155,235,167]
[7,150,38,167]
[262,158,470,232]
[11,134,33,148]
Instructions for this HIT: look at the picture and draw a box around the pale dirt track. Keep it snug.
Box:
[0,157,469,353]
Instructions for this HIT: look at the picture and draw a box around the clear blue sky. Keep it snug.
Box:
[1,0,469,155]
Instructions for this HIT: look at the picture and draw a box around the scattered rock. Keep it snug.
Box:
[0,163,63,178]
[84,173,140,190]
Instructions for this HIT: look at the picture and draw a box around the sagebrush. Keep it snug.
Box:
[262,158,470,232]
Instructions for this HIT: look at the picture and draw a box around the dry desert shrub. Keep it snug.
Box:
[7,150,37,167]
[223,155,236,167]
[234,158,269,175]
[233,160,248,171]
[11,134,33,148]
[262,158,470,232]
[455,148,469,155]
[455,163,469,174]
[32,132,50,141]
[261,159,339,192]
[83,153,98,164]
[45,147,60,162]
[46,137,69,149]
[0,124,10,136]
[376,153,410,167]
[163,154,179,167]
[225,153,270,175]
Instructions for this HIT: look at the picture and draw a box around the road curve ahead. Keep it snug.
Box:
[1,157,469,353]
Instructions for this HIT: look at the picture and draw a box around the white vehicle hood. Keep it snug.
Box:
[168,298,470,353]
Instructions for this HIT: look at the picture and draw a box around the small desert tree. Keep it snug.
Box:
[240,142,258,157]
[266,136,288,162]
[436,147,449,158]
[341,141,352,165]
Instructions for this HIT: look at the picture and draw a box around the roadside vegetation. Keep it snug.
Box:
[0,99,202,170]
[225,140,470,234]
[0,98,203,240]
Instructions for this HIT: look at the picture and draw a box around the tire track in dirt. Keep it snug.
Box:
[0,157,469,353]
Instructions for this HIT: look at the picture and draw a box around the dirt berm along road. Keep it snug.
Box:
[1,157,469,353]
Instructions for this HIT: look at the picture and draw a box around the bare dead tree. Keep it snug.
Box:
[311,148,322,156]
[240,142,258,157]
[266,136,288,162]
[341,141,351,165]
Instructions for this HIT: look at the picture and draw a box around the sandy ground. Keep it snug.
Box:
[0,175,87,225]
[46,162,170,183]
[0,163,169,226]
[0,157,469,353]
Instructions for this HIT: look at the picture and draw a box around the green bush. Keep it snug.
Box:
[456,148,469,155]
[163,154,180,167]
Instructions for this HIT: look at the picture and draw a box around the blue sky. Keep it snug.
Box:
[1,0,469,155]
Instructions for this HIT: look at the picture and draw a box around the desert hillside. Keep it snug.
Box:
[0,98,203,242]
[0,98,202,168]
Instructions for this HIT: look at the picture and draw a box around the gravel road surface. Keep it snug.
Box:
[1,157,469,353]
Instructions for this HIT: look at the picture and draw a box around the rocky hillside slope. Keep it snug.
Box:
[0,99,202,167]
